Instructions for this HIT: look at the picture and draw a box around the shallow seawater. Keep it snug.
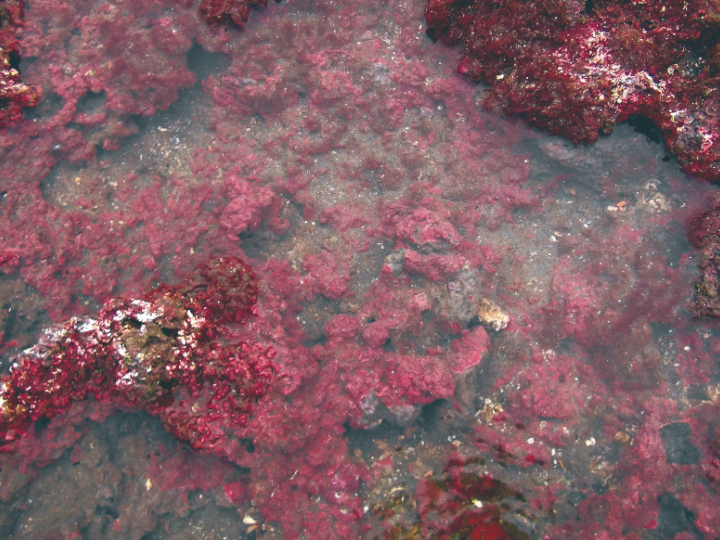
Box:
[0,0,719,538]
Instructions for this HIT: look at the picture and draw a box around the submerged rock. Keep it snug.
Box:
[425,0,720,181]
[0,256,276,451]
[687,203,720,316]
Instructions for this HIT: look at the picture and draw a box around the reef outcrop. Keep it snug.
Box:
[425,0,720,181]
[0,256,276,451]
[0,0,39,127]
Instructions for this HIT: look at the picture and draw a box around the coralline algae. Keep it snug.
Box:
[425,0,720,181]
[0,0,719,538]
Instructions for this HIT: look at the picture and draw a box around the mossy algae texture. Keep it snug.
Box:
[0,0,720,538]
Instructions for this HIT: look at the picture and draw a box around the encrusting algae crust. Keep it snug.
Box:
[0,0,719,538]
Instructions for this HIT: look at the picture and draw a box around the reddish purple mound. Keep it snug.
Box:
[0,256,276,451]
[687,204,720,250]
[0,0,39,127]
[687,204,720,316]
[200,0,279,27]
[372,454,532,539]
[148,254,259,326]
[425,0,720,181]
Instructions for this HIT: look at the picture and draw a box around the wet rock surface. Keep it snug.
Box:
[0,0,719,538]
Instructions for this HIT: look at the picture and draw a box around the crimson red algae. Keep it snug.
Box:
[687,202,720,317]
[0,0,39,127]
[0,256,276,451]
[425,0,720,182]
[201,0,283,27]
[1,0,720,538]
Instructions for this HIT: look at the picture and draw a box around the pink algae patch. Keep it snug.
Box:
[404,249,467,281]
[448,326,489,374]
[3,0,720,537]
[302,250,352,300]
[219,177,277,234]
